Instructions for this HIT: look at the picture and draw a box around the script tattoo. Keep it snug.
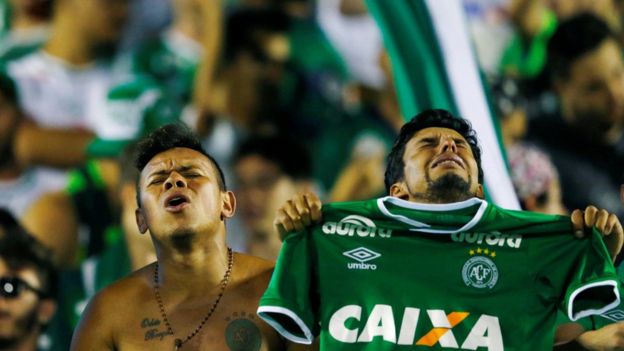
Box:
[225,312,261,351]
[140,318,173,341]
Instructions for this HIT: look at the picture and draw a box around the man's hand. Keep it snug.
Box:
[576,322,624,351]
[274,192,322,240]
[571,206,623,261]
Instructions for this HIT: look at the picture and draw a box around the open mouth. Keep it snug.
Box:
[165,194,190,211]
[432,155,464,169]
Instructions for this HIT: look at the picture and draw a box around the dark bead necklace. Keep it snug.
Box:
[153,247,233,350]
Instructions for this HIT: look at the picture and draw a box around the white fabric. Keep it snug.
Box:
[317,0,385,89]
[0,167,67,217]
[7,51,137,139]
[424,0,520,210]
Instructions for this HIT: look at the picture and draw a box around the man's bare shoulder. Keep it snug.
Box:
[230,253,275,294]
[72,264,156,350]
[234,252,275,277]
[86,263,155,317]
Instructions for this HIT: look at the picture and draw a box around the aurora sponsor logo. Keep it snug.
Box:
[329,304,503,350]
[322,215,392,238]
[452,231,522,249]
[343,247,381,270]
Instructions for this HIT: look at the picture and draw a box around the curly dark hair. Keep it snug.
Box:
[384,109,483,192]
[134,123,227,206]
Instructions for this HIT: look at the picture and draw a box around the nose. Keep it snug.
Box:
[164,172,187,190]
[439,136,457,153]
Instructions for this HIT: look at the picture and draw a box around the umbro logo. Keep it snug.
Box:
[602,309,624,322]
[344,247,381,270]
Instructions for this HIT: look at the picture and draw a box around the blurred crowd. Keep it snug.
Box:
[0,0,621,349]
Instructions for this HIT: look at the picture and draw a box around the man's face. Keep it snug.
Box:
[558,39,624,135]
[137,148,233,247]
[234,155,295,232]
[235,154,295,258]
[394,127,482,203]
[74,0,129,45]
[0,259,42,347]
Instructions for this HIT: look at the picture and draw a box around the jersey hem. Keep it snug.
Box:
[567,279,620,321]
[257,305,313,344]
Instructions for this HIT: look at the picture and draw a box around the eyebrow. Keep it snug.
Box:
[416,136,467,144]
[148,165,198,178]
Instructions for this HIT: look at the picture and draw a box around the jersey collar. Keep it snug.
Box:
[376,196,488,234]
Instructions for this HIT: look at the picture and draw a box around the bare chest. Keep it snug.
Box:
[113,295,282,351]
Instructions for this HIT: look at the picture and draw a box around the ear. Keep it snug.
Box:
[389,182,409,200]
[135,208,148,234]
[37,299,56,325]
[221,191,236,220]
[475,184,484,199]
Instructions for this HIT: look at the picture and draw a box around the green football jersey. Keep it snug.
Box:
[258,197,620,350]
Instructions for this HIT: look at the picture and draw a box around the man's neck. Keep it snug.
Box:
[155,233,231,296]
[43,16,94,66]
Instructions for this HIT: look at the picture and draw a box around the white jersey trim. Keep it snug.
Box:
[257,306,313,344]
[376,196,488,234]
[568,280,620,321]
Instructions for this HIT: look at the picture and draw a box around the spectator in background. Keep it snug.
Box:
[0,225,57,351]
[507,144,567,215]
[487,75,566,215]
[500,0,622,79]
[0,0,52,60]
[131,0,220,104]
[528,13,624,219]
[5,0,131,174]
[0,74,65,218]
[30,143,156,349]
[233,135,315,260]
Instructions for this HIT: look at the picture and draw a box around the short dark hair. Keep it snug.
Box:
[134,123,227,205]
[384,109,483,192]
[547,13,617,82]
[234,134,312,180]
[0,230,57,299]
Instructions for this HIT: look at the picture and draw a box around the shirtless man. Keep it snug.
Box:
[71,123,309,350]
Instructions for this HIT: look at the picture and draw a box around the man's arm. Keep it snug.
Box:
[70,291,116,351]
[554,322,624,351]
[14,122,94,168]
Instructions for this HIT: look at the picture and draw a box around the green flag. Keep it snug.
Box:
[366,0,520,209]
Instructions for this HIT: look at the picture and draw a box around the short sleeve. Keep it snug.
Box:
[563,231,620,321]
[257,230,318,344]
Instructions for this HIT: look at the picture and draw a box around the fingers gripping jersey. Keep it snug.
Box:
[258,197,620,350]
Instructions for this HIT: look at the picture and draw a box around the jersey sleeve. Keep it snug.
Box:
[562,230,620,321]
[257,229,318,344]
